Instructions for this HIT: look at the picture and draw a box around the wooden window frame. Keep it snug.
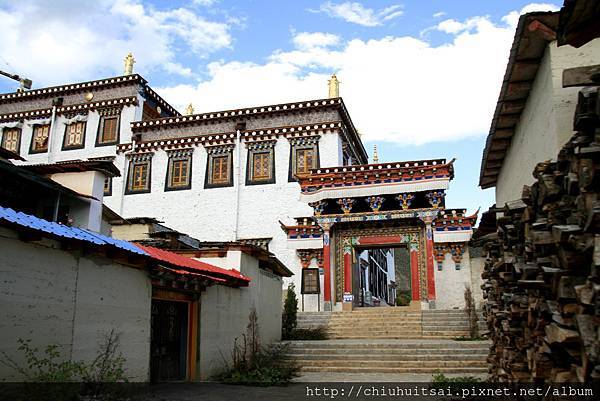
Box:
[288,141,319,182]
[1,127,22,154]
[96,114,120,146]
[103,177,112,196]
[125,158,152,195]
[301,268,320,294]
[29,124,51,154]
[165,153,192,191]
[205,150,233,189]
[62,121,87,150]
[246,146,275,185]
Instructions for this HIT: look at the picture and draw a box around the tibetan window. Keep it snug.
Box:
[246,141,275,185]
[205,145,233,188]
[103,177,112,196]
[1,127,21,154]
[30,124,51,153]
[289,136,319,181]
[301,268,320,294]
[166,149,193,191]
[96,108,121,146]
[126,154,152,194]
[63,121,86,150]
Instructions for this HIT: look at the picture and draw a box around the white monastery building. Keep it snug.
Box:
[0,57,482,312]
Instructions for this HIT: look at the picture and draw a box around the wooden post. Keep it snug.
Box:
[424,219,436,301]
[410,244,420,301]
[322,227,332,311]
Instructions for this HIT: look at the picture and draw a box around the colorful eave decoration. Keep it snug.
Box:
[279,220,323,240]
[432,208,478,232]
[298,159,454,196]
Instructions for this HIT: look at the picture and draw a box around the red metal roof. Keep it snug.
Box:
[136,244,251,285]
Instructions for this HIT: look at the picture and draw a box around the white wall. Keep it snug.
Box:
[433,248,473,309]
[496,38,600,206]
[0,227,152,382]
[197,251,283,380]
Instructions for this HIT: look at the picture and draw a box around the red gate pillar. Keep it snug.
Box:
[322,228,332,311]
[409,243,421,301]
[342,238,353,311]
[424,219,436,301]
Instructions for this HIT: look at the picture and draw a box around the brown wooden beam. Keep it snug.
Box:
[562,64,600,87]
[489,139,511,151]
[496,114,520,129]
[494,129,514,139]
[528,20,557,41]
[500,100,526,115]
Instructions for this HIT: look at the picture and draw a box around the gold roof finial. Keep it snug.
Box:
[373,144,379,163]
[124,52,135,75]
[185,103,194,115]
[328,74,340,98]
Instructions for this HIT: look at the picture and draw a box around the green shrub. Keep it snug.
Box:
[432,372,482,383]
[286,327,328,341]
[0,330,130,400]
[396,290,411,306]
[281,284,298,340]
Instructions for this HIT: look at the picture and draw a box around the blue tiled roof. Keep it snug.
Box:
[0,206,148,256]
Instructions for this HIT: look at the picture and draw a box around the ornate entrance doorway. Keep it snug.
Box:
[335,226,427,307]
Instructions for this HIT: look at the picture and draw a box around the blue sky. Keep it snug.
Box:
[0,0,562,220]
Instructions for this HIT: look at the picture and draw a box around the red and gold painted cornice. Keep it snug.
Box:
[298,159,454,196]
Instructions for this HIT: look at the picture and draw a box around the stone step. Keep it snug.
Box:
[292,360,487,368]
[287,353,487,361]
[283,341,491,349]
[285,348,489,355]
[297,366,488,374]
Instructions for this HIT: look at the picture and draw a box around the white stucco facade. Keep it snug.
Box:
[0,227,152,382]
[197,252,283,380]
[496,38,600,206]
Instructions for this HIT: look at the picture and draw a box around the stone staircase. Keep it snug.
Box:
[297,308,486,339]
[288,308,490,376]
[284,339,490,374]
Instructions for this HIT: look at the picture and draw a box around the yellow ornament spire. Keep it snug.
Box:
[328,74,339,98]
[185,103,194,115]
[124,52,135,75]
[373,144,379,163]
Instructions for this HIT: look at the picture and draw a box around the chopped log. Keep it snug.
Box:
[545,323,579,344]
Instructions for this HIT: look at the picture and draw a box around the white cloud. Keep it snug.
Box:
[292,32,342,51]
[433,11,446,18]
[0,0,234,85]
[158,4,555,146]
[316,1,404,27]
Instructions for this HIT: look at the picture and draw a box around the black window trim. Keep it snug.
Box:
[205,145,234,189]
[1,126,22,155]
[165,149,193,192]
[29,123,51,154]
[125,154,153,195]
[288,136,320,182]
[61,120,87,151]
[246,141,276,186]
[95,108,121,147]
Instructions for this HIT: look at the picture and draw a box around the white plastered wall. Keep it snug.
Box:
[496,38,600,207]
[0,227,152,382]
[433,248,474,309]
[197,251,283,380]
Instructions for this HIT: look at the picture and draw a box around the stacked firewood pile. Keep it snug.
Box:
[482,86,600,383]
